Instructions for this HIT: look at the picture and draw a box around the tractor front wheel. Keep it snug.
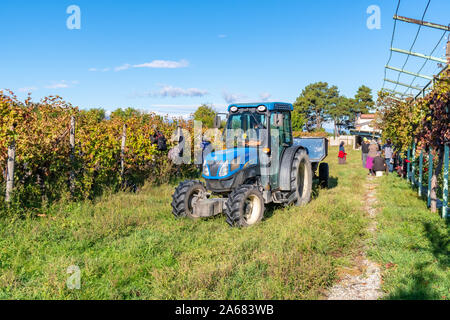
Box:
[225,185,265,227]
[171,180,206,218]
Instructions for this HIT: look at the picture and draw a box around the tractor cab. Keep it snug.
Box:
[172,102,329,227]
[203,103,294,192]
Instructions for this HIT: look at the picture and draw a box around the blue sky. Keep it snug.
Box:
[1,0,449,118]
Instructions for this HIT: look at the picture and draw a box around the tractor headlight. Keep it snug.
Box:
[230,106,238,113]
[257,105,267,112]
[219,160,230,177]
[203,162,210,176]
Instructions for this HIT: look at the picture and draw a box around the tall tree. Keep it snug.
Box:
[291,111,306,131]
[80,108,106,122]
[193,104,217,128]
[353,85,375,114]
[327,95,353,137]
[111,107,142,119]
[293,82,338,132]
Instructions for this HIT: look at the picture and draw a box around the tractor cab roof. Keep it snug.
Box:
[227,102,293,112]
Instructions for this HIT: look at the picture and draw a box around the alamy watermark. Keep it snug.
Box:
[367,5,381,30]
[66,5,81,30]
[66,265,81,290]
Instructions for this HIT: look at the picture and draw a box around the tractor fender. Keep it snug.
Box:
[279,146,307,191]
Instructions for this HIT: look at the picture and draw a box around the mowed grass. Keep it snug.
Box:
[0,147,369,300]
[368,174,449,300]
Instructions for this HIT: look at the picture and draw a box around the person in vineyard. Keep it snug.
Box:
[382,139,394,174]
[150,126,168,152]
[372,151,387,177]
[338,141,346,164]
[365,140,379,176]
[361,138,370,168]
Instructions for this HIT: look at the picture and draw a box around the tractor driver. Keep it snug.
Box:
[243,117,267,148]
[226,111,267,149]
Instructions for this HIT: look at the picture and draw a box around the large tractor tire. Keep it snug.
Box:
[225,185,265,227]
[319,162,329,189]
[289,149,313,206]
[171,180,206,218]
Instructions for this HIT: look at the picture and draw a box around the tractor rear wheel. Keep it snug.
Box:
[289,149,313,206]
[171,180,206,218]
[225,185,265,227]
[319,162,329,188]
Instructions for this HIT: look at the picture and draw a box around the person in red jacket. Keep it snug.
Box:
[338,142,347,164]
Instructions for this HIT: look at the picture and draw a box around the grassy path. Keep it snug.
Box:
[0,147,370,299]
[327,175,383,300]
[368,174,449,300]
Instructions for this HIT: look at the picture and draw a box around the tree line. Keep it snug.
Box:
[193,82,375,136]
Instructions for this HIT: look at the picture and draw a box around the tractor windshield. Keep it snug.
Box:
[225,111,267,148]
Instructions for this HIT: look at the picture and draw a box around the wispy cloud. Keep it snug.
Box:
[132,85,209,98]
[89,67,110,72]
[259,92,272,101]
[156,85,208,98]
[114,64,132,72]
[45,80,78,89]
[133,59,189,69]
[218,34,227,38]
[91,59,190,73]
[223,91,248,104]
[18,86,38,93]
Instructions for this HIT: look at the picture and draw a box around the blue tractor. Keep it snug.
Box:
[171,102,329,227]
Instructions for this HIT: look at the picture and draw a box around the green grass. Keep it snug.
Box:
[368,174,449,300]
[0,147,369,300]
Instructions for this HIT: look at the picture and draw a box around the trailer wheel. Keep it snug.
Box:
[289,149,313,206]
[171,180,206,218]
[225,185,265,227]
[319,162,329,188]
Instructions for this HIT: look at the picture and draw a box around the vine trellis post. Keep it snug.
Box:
[120,124,127,182]
[418,151,423,198]
[69,116,76,196]
[427,153,433,209]
[443,143,449,219]
[411,143,416,186]
[5,129,16,204]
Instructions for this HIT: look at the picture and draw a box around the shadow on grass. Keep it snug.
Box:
[265,177,340,221]
[387,262,441,300]
[423,222,450,268]
[386,222,449,300]
[328,177,339,189]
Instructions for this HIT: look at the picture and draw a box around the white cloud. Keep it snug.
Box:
[45,80,78,89]
[89,67,111,72]
[157,85,208,98]
[114,64,132,72]
[259,92,272,101]
[133,59,189,69]
[18,86,38,93]
[223,91,248,104]
[91,59,189,73]
[134,85,208,98]
[46,83,69,89]
[218,34,227,38]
